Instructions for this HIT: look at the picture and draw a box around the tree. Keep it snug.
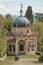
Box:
[4,13,14,31]
[5,13,14,24]
[0,29,7,57]
[25,6,33,25]
[4,22,11,31]
[0,14,7,57]
[32,22,43,51]
[0,14,14,57]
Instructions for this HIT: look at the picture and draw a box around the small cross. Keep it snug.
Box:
[20,4,23,16]
[20,4,23,10]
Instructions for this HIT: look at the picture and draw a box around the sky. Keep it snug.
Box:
[0,0,43,15]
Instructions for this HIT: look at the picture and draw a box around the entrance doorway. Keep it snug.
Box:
[18,40,25,55]
[19,44,24,51]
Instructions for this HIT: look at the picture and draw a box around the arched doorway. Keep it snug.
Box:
[18,40,25,55]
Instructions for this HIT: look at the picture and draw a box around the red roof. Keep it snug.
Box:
[29,37,34,40]
[6,31,14,36]
[28,39,34,43]
[6,31,36,36]
[7,38,16,43]
[29,32,36,36]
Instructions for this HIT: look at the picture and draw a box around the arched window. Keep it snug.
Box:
[29,44,31,47]
[28,48,29,52]
[27,29,29,33]
[28,44,30,52]
[9,44,11,52]
[13,44,15,52]
[32,44,34,51]
[27,23,30,27]
[32,44,34,48]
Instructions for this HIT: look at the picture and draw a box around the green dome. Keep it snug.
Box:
[13,16,30,27]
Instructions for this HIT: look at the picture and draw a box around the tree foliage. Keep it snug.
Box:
[32,22,43,52]
[5,13,14,23]
[25,6,33,25]
[4,22,11,31]
[4,14,14,31]
[0,14,7,57]
[0,14,14,57]
[0,29,6,56]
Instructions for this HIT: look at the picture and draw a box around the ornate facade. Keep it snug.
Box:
[7,5,37,55]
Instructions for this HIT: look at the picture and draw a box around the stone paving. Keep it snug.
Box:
[12,58,43,65]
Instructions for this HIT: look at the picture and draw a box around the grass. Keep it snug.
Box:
[19,54,40,58]
[0,55,43,65]
[0,56,15,65]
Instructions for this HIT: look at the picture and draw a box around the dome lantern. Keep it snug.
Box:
[20,4,23,17]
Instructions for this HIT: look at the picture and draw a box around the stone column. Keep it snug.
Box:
[35,43,37,52]
[7,44,9,53]
[11,44,14,53]
[25,41,28,55]
[15,40,18,55]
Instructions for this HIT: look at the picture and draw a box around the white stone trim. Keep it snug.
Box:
[0,54,7,61]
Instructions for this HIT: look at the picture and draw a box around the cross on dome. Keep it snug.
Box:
[20,4,23,16]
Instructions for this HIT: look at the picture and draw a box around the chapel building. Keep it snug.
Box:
[7,4,37,55]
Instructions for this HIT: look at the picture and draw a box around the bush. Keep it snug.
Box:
[15,55,19,61]
[39,53,43,62]
[35,51,41,55]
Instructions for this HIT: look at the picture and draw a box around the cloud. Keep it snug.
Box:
[0,4,12,14]
[0,1,43,15]
[33,6,43,13]
[0,3,20,15]
[0,4,6,9]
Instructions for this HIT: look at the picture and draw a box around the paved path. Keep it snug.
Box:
[12,58,43,65]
